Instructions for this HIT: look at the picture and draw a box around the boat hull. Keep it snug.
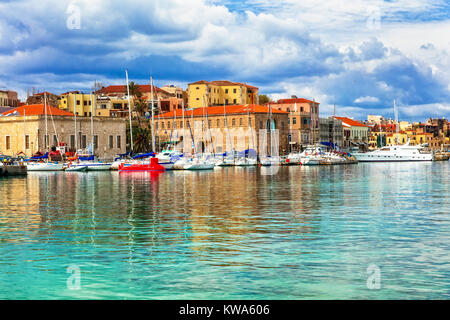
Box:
[65,166,88,172]
[27,163,64,171]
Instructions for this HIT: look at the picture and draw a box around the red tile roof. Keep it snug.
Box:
[273,98,320,105]
[334,116,368,127]
[156,104,287,119]
[96,85,167,95]
[2,104,74,116]
[189,80,258,90]
[34,91,56,96]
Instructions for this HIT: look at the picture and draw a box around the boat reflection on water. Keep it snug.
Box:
[117,170,164,182]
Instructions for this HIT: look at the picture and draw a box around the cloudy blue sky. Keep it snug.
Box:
[1,0,450,121]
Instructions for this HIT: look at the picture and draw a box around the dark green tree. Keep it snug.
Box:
[259,94,271,105]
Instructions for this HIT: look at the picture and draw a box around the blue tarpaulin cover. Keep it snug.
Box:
[79,155,95,161]
[132,152,156,159]
[30,152,49,160]
[238,149,257,158]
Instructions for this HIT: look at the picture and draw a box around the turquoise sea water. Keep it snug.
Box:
[0,162,449,300]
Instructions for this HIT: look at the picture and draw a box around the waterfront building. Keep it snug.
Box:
[155,104,289,155]
[0,90,19,108]
[96,84,182,116]
[268,97,320,150]
[59,91,97,117]
[187,81,259,109]
[26,92,60,108]
[319,117,344,150]
[367,115,385,125]
[333,117,369,151]
[0,104,127,159]
[386,132,409,145]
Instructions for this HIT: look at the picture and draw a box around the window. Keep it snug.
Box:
[225,89,229,94]
[225,99,229,105]
[233,89,237,93]
[89,101,92,105]
[84,112,87,117]
[84,101,87,106]
[232,118,235,126]
[240,118,243,126]
[162,122,165,129]
[217,119,220,127]
[109,135,113,148]
[89,112,92,117]
[94,135,98,149]
[44,134,49,148]
[260,121,263,129]
[167,121,171,129]
[196,87,200,90]
[233,99,237,104]
[293,117,297,125]
[71,135,75,149]
[6,136,10,150]
[117,136,121,149]
[53,135,57,146]
[25,135,30,149]
[76,100,80,105]
[82,135,87,148]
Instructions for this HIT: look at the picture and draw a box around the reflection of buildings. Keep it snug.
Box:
[155,105,289,155]
[0,175,41,237]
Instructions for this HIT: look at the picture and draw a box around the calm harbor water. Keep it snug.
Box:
[0,162,449,300]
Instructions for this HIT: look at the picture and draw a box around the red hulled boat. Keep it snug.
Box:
[118,157,166,172]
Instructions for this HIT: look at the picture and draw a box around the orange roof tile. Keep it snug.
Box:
[96,85,167,95]
[333,116,368,127]
[273,98,320,105]
[188,80,259,90]
[2,104,74,116]
[156,104,287,119]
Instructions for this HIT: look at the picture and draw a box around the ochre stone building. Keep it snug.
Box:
[0,104,127,159]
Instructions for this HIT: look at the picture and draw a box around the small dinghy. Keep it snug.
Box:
[65,165,87,172]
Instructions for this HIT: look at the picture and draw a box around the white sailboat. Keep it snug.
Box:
[69,89,112,171]
[184,97,215,170]
[27,93,64,171]
[260,103,281,166]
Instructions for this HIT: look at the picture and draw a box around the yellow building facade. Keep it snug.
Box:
[59,92,97,117]
[188,81,259,109]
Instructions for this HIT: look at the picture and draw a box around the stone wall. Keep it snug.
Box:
[0,115,127,160]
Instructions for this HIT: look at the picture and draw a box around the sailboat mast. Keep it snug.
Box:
[90,93,94,154]
[182,100,185,154]
[394,99,399,144]
[150,77,156,152]
[126,70,134,153]
[74,94,77,152]
[44,92,48,152]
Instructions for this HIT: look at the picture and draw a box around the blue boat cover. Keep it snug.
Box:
[79,155,95,161]
[30,152,49,160]
[238,149,257,157]
[132,152,156,159]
